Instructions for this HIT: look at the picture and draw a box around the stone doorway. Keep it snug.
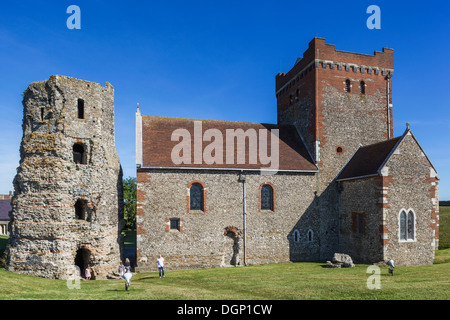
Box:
[74,247,95,279]
[223,226,240,266]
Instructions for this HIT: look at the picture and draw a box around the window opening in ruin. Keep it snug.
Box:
[78,99,85,119]
[190,183,203,211]
[336,146,343,154]
[75,199,88,220]
[260,184,274,211]
[73,143,86,164]
[40,108,44,121]
[345,79,351,92]
[360,81,366,94]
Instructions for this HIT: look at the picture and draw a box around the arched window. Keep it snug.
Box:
[400,209,415,241]
[293,230,300,243]
[407,210,415,240]
[345,79,351,92]
[400,210,406,240]
[260,184,274,211]
[189,183,204,211]
[73,143,86,164]
[360,81,366,94]
[307,229,314,242]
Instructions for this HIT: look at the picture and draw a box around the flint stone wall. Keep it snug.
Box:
[136,169,319,271]
[339,133,438,266]
[380,133,438,266]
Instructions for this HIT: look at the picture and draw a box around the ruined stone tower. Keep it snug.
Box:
[6,75,124,279]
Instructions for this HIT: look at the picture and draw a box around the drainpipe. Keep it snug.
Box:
[315,49,320,164]
[238,171,247,266]
[385,74,392,140]
[337,182,344,252]
[315,48,321,260]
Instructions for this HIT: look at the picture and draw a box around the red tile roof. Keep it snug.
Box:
[139,116,317,172]
[337,137,402,181]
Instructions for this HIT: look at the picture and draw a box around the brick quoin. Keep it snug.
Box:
[136,207,144,216]
[137,171,151,183]
[379,224,391,246]
[136,226,146,235]
[374,175,395,209]
[423,175,439,240]
[136,189,146,202]
[379,224,390,234]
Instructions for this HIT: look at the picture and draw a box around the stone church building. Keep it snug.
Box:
[135,38,439,270]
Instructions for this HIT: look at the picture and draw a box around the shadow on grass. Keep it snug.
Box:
[136,276,160,281]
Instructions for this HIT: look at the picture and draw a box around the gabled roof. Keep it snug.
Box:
[138,115,318,172]
[336,137,401,181]
[0,200,11,220]
[336,127,437,181]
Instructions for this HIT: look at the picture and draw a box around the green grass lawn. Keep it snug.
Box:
[0,249,449,300]
[0,211,449,300]
[122,229,136,247]
[439,206,450,249]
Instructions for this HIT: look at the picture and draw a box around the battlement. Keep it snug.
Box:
[276,37,394,93]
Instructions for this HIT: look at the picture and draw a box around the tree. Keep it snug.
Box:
[123,176,136,230]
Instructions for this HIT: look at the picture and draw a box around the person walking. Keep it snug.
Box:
[123,269,132,291]
[156,254,165,278]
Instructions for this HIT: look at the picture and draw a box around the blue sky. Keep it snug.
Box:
[0,1,449,199]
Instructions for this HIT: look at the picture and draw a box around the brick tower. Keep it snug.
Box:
[276,38,394,259]
[6,75,125,279]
